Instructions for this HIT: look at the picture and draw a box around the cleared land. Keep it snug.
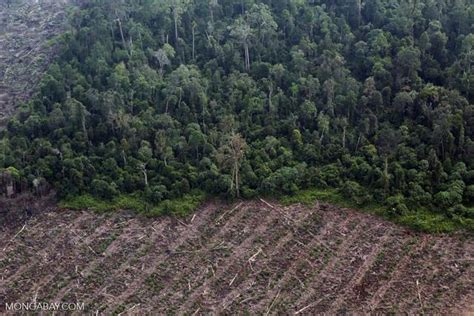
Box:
[0,199,472,314]
[0,0,69,125]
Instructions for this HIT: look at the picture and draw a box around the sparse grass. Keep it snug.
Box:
[59,193,150,213]
[96,234,117,253]
[375,251,385,265]
[59,194,113,212]
[396,211,457,233]
[145,273,165,293]
[60,187,470,233]
[280,187,469,234]
[279,187,382,215]
[59,191,206,218]
[280,188,344,207]
[144,191,207,218]
[112,304,126,315]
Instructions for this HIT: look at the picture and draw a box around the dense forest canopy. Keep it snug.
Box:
[1,0,473,226]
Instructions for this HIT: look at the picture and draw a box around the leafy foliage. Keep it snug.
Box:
[60,190,205,217]
[2,0,473,229]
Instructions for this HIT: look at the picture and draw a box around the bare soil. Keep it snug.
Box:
[0,199,472,314]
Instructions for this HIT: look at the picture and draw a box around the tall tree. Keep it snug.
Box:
[229,17,253,71]
[217,133,247,198]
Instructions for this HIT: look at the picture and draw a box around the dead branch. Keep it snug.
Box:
[259,198,293,224]
[87,245,98,256]
[118,303,140,316]
[223,293,241,310]
[12,222,27,239]
[265,289,281,316]
[416,279,424,314]
[294,304,312,315]
[175,218,189,227]
[294,275,305,289]
[216,202,243,223]
[248,248,263,263]
[229,273,238,286]
[259,198,276,209]
[2,222,27,251]
[239,296,255,304]
[294,297,325,315]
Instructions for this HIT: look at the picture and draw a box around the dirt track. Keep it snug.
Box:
[0,200,472,314]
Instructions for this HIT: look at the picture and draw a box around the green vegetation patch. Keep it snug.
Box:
[280,188,347,207]
[280,187,470,234]
[280,187,380,212]
[60,190,206,218]
[143,190,206,217]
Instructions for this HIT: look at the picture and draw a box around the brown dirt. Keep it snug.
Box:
[0,200,472,314]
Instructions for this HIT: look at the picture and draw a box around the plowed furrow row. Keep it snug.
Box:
[248,209,349,314]
[0,210,86,274]
[391,238,445,313]
[0,201,471,314]
[290,216,371,314]
[121,204,251,314]
[96,217,174,314]
[326,225,392,314]
[0,211,95,301]
[144,204,257,312]
[403,238,473,314]
[176,206,279,314]
[48,215,125,302]
[102,204,216,314]
[216,206,322,314]
[20,214,136,303]
[427,239,474,314]
[215,208,322,314]
[369,236,429,313]
[68,218,149,310]
[337,232,414,313]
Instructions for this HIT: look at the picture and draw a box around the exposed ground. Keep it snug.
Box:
[0,0,69,126]
[0,199,472,314]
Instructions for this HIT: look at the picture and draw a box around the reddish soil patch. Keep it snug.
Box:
[0,200,472,314]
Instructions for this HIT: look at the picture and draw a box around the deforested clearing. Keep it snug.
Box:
[0,0,68,125]
[1,201,472,314]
